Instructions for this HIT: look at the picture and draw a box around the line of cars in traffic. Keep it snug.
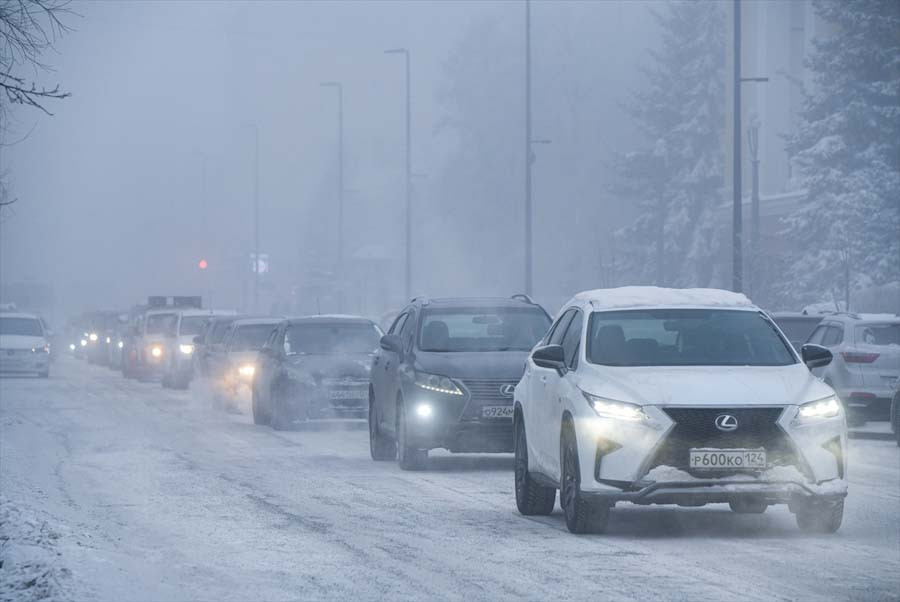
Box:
[43,288,900,535]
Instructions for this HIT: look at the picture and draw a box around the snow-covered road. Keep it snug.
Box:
[2,357,898,601]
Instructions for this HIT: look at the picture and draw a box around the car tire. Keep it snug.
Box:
[891,393,899,448]
[560,421,609,534]
[251,386,269,426]
[369,390,396,461]
[271,380,302,431]
[729,499,767,514]
[795,499,844,533]
[397,398,427,471]
[514,417,555,515]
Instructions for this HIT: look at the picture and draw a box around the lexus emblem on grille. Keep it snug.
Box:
[714,414,739,432]
[500,384,516,397]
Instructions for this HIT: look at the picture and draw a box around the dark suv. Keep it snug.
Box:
[368,296,551,470]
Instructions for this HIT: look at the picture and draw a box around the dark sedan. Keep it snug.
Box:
[252,316,383,430]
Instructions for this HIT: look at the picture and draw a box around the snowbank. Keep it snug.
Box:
[0,495,73,602]
[572,286,754,311]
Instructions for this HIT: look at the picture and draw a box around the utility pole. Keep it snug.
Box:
[240,123,260,312]
[524,0,533,296]
[732,0,742,294]
[321,82,344,310]
[748,117,760,297]
[385,48,412,301]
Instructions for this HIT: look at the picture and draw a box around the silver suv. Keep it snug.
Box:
[807,313,900,423]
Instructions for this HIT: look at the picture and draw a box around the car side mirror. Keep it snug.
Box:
[532,344,567,374]
[801,344,832,369]
[192,336,203,345]
[380,334,403,354]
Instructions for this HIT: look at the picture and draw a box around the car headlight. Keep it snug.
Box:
[32,344,50,354]
[582,391,647,422]
[106,336,111,344]
[179,344,194,355]
[150,346,163,358]
[238,364,255,378]
[80,339,87,347]
[414,371,464,396]
[69,343,76,351]
[797,396,842,420]
[117,340,124,349]
[89,333,98,342]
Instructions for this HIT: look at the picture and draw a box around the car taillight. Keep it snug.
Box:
[841,352,880,363]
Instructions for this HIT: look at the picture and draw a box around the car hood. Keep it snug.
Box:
[285,353,374,379]
[415,351,529,380]
[575,363,832,407]
[0,335,45,350]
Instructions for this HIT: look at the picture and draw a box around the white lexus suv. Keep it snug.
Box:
[514,287,848,534]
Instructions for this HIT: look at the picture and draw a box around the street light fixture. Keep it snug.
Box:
[385,48,412,301]
[320,81,344,308]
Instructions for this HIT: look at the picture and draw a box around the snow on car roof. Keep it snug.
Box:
[572,286,755,311]
[0,312,41,320]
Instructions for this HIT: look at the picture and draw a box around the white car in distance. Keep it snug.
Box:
[514,287,847,534]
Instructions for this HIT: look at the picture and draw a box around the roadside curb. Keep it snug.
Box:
[848,429,895,442]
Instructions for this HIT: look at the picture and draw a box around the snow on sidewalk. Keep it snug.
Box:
[0,495,73,602]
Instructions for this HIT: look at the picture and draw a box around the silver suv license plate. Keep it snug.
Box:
[689,449,766,469]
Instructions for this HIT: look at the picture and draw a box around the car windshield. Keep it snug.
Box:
[179,316,207,336]
[145,313,176,335]
[587,309,796,367]
[286,323,380,354]
[418,307,550,352]
[230,324,276,352]
[856,323,900,346]
[774,317,821,345]
[209,319,235,344]
[0,317,43,337]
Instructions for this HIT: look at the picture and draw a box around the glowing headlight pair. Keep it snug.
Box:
[414,371,464,396]
[582,391,647,422]
[797,396,842,420]
[238,364,256,378]
[179,344,194,355]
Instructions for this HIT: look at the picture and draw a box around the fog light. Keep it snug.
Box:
[415,403,433,419]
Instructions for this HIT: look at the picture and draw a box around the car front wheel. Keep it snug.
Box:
[251,386,269,425]
[369,390,396,461]
[397,398,427,470]
[514,417,555,515]
[560,422,609,534]
[795,499,844,533]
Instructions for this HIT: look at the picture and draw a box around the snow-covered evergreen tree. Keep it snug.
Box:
[781,0,900,306]
[613,1,725,288]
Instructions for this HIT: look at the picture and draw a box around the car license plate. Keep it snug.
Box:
[329,389,367,400]
[689,449,766,470]
[482,406,514,419]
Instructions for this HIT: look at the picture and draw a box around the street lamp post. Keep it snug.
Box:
[321,82,344,309]
[240,123,260,312]
[525,0,533,296]
[732,0,768,295]
[385,48,412,301]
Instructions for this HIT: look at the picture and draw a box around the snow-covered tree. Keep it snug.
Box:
[781,0,900,306]
[613,1,725,288]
